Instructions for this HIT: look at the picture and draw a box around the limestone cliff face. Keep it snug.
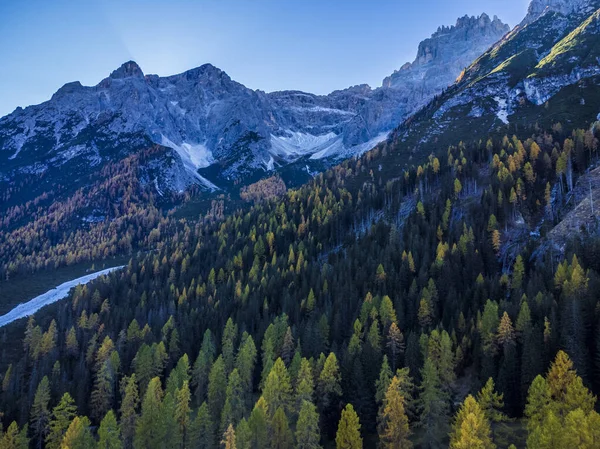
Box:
[382,13,509,98]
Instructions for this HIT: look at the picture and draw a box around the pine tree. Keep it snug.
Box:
[30,376,51,449]
[97,410,122,449]
[335,404,362,449]
[271,407,293,449]
[46,392,77,449]
[497,312,516,348]
[512,256,525,291]
[524,375,551,432]
[166,354,191,396]
[295,401,321,449]
[235,334,257,393]
[449,395,494,449]
[281,328,294,366]
[160,392,178,449]
[2,364,12,393]
[378,376,412,448]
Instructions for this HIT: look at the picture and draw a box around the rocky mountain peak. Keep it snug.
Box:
[415,14,509,66]
[520,0,593,26]
[109,60,144,79]
[382,13,508,93]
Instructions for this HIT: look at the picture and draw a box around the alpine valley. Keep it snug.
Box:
[1,0,600,448]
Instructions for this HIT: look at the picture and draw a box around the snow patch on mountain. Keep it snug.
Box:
[494,97,510,124]
[270,132,341,160]
[159,135,218,190]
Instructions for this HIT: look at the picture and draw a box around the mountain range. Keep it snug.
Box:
[0,13,508,195]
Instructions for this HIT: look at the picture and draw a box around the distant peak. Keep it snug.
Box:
[520,0,592,26]
[51,81,84,100]
[109,61,144,79]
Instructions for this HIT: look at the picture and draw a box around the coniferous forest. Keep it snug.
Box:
[1,116,600,448]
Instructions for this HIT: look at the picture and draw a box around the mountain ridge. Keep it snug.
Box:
[0,13,509,195]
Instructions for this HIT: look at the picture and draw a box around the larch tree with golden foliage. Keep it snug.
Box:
[449,395,495,449]
[378,376,412,448]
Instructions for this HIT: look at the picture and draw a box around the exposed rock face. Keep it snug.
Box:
[520,0,594,26]
[383,14,509,101]
[0,14,509,192]
[389,0,600,160]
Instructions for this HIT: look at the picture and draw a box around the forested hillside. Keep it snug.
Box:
[1,107,600,447]
[2,1,600,448]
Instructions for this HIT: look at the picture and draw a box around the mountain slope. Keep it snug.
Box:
[387,0,600,162]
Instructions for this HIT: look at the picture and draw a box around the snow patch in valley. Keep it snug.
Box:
[160,135,218,190]
[494,96,509,124]
[268,130,390,161]
[269,131,342,160]
[290,106,355,116]
[0,266,125,328]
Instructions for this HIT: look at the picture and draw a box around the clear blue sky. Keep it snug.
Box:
[0,0,529,117]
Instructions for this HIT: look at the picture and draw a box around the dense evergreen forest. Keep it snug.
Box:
[1,117,600,449]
